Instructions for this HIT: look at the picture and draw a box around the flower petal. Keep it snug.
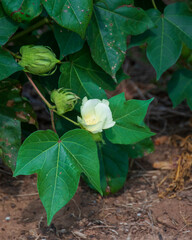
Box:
[101,99,109,106]
[95,102,115,130]
[103,120,116,129]
[77,116,84,126]
[82,96,88,105]
[85,121,103,133]
[79,97,115,133]
[81,98,100,119]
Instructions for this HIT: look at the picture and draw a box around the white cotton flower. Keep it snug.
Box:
[77,97,116,134]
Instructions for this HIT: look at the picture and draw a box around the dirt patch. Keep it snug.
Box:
[1,141,192,240]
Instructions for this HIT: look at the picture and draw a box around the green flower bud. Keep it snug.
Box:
[51,88,79,115]
[19,45,60,76]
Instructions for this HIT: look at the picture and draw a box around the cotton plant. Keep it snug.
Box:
[5,0,192,226]
[13,74,154,224]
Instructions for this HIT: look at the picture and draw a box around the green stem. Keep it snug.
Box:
[10,18,49,42]
[2,47,21,59]
[55,111,80,127]
[25,73,53,109]
[152,0,157,9]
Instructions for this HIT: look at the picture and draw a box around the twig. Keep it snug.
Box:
[2,47,21,59]
[88,225,117,230]
[50,110,57,134]
[25,73,53,109]
[129,80,146,100]
[0,168,12,175]
[71,199,81,219]
[14,192,38,197]
[9,18,49,42]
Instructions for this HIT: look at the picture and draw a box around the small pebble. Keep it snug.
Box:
[5,216,10,221]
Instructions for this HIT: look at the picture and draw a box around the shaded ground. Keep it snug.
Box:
[1,138,192,240]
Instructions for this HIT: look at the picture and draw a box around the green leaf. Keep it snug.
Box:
[146,9,182,80]
[59,47,115,100]
[0,48,23,80]
[0,114,21,171]
[1,0,43,22]
[168,69,192,110]
[128,30,151,48]
[0,78,37,124]
[105,93,154,144]
[0,5,19,46]
[53,23,84,59]
[42,0,93,38]
[165,2,192,49]
[98,0,134,9]
[130,3,192,79]
[122,138,154,159]
[87,1,154,76]
[98,140,129,195]
[116,67,130,84]
[14,129,102,225]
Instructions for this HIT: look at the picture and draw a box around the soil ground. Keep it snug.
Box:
[1,140,192,240]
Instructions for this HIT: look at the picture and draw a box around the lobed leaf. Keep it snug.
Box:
[105,93,154,144]
[87,0,154,77]
[146,9,182,80]
[14,129,102,225]
[130,2,192,79]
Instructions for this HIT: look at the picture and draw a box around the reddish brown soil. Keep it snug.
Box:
[1,140,192,240]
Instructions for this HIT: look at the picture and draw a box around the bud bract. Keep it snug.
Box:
[19,45,60,75]
[51,88,79,115]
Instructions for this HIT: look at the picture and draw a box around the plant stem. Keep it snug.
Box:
[50,110,57,133]
[152,0,157,9]
[26,73,79,128]
[10,18,49,42]
[56,111,80,127]
[2,47,21,59]
[25,73,53,109]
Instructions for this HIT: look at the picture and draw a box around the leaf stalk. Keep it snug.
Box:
[152,0,157,9]
[9,18,49,42]
[2,47,22,59]
[25,73,80,130]
[54,111,80,126]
